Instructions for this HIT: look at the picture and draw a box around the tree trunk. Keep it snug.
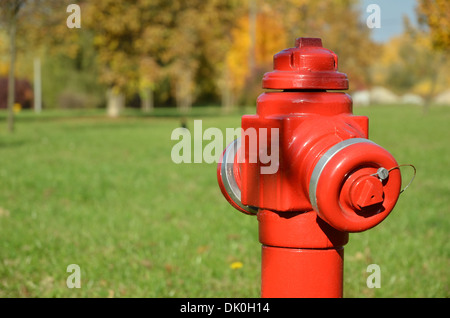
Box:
[240,0,257,109]
[175,70,193,129]
[7,11,17,133]
[34,57,42,113]
[423,53,443,114]
[248,0,257,80]
[140,86,153,113]
[221,65,234,113]
[176,70,192,113]
[106,88,125,118]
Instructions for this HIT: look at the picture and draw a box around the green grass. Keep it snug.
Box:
[0,104,448,298]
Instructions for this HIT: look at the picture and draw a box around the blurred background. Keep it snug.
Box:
[1,0,449,117]
[0,0,448,298]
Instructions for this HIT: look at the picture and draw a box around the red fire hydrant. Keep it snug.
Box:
[217,38,403,298]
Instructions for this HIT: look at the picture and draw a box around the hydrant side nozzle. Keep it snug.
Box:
[217,138,258,215]
[309,138,402,232]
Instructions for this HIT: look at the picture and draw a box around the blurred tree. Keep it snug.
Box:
[371,21,449,110]
[1,0,383,115]
[19,0,79,59]
[138,58,158,113]
[226,2,288,106]
[276,0,378,91]
[417,0,450,112]
[5,0,101,110]
[225,0,377,105]
[197,0,244,111]
[318,0,379,91]
[0,31,8,75]
[417,0,450,52]
[0,0,26,133]
[84,0,243,115]
[149,0,243,113]
[83,1,145,116]
[167,3,199,115]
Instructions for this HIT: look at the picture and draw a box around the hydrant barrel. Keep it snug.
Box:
[261,245,344,298]
[217,37,403,298]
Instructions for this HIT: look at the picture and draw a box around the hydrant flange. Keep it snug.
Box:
[217,138,258,215]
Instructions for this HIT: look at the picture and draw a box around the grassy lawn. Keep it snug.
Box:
[0,104,448,298]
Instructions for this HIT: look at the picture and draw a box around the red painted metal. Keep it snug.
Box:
[262,37,348,90]
[217,37,402,297]
[261,245,344,298]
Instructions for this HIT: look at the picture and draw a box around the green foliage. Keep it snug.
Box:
[40,31,105,109]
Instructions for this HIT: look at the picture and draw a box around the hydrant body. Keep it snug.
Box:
[217,38,402,297]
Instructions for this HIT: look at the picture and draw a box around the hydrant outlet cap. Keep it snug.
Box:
[310,139,402,232]
[262,37,349,90]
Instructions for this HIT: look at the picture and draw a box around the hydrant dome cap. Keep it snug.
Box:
[262,37,349,90]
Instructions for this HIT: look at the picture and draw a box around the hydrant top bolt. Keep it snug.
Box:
[295,37,323,48]
[262,37,349,90]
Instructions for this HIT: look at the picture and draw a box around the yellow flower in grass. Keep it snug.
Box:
[230,261,243,270]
